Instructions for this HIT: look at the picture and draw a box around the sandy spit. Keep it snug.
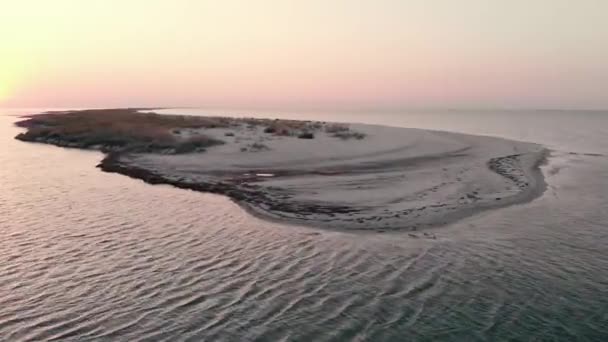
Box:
[97,120,548,232]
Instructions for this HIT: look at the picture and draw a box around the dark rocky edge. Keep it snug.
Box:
[488,154,532,190]
[98,153,362,218]
[95,149,549,233]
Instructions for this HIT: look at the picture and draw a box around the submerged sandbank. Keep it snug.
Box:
[16,109,548,232]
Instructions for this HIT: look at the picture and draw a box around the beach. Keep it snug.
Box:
[16,109,548,232]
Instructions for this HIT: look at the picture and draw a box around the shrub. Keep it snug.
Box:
[264,123,292,136]
[276,128,291,136]
[173,142,198,154]
[310,121,323,130]
[333,131,366,140]
[250,142,270,151]
[174,135,224,154]
[325,123,350,133]
[185,135,223,148]
[260,119,321,137]
[298,132,315,139]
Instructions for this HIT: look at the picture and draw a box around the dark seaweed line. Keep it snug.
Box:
[97,153,361,218]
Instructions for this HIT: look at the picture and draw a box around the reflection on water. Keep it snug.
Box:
[1,109,607,341]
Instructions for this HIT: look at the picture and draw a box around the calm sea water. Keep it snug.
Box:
[1,108,607,341]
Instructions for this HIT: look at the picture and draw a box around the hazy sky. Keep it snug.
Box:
[1,0,607,109]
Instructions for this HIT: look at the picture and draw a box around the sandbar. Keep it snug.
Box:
[15,109,548,232]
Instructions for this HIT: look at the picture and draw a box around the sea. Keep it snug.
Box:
[1,108,607,341]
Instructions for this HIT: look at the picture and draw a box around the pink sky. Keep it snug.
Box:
[1,0,607,110]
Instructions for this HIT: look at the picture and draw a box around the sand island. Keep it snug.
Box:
[15,109,548,232]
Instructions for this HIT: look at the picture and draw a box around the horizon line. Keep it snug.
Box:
[1,105,607,113]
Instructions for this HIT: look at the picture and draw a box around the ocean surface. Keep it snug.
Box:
[1,108,607,341]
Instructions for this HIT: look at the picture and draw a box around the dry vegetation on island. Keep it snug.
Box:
[325,123,366,140]
[15,108,367,155]
[15,109,229,153]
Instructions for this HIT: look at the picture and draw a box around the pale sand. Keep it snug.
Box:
[113,122,548,231]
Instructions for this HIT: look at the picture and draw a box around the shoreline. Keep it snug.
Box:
[15,109,549,232]
[97,150,549,233]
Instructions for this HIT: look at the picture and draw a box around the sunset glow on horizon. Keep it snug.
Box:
[1,0,607,110]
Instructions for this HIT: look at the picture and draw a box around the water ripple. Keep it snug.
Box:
[2,113,608,341]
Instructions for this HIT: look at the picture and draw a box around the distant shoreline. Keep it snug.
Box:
[15,108,548,232]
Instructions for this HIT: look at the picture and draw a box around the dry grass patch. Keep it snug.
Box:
[324,123,366,140]
[261,119,323,137]
[325,123,350,134]
[15,109,225,153]
[332,131,366,140]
